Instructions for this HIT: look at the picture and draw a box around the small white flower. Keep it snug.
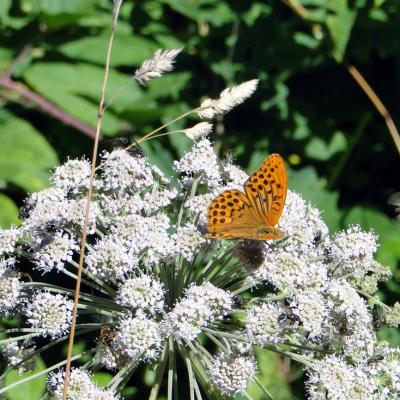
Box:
[246,302,283,345]
[173,223,206,261]
[307,355,376,400]
[116,274,165,313]
[32,232,78,273]
[142,187,178,214]
[185,193,217,224]
[184,122,213,140]
[0,257,16,277]
[330,225,378,276]
[167,296,212,341]
[114,313,163,362]
[174,138,221,187]
[278,190,329,254]
[208,351,257,396]
[289,291,328,339]
[0,227,19,256]
[134,48,182,85]
[0,341,34,373]
[221,162,248,187]
[185,282,233,318]
[86,237,138,282]
[0,272,21,315]
[111,213,175,265]
[22,188,67,231]
[24,291,73,338]
[63,198,100,235]
[257,250,328,292]
[48,368,121,400]
[101,149,154,192]
[197,79,259,119]
[51,158,91,193]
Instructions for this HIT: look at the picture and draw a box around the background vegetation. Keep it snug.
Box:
[0,0,399,398]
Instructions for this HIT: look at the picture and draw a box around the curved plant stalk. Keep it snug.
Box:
[62,2,123,399]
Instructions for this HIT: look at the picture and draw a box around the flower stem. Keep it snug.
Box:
[62,3,122,399]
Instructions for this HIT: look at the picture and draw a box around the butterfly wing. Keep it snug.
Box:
[206,189,261,239]
[244,153,287,227]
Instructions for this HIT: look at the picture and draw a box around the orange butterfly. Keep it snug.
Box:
[206,154,287,240]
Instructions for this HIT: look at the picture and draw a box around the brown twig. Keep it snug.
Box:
[61,2,122,399]
[0,46,99,140]
[344,60,400,155]
[280,0,400,156]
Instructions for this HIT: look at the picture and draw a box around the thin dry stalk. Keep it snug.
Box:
[280,0,400,156]
[61,3,122,399]
[345,61,400,155]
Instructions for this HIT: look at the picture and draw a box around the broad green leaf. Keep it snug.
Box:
[289,166,342,231]
[0,46,13,75]
[294,32,321,49]
[20,0,98,15]
[59,33,158,67]
[4,356,46,400]
[23,62,144,135]
[0,117,58,192]
[0,0,11,23]
[0,193,21,228]
[92,371,113,388]
[326,0,357,61]
[305,131,347,160]
[147,72,191,100]
[161,0,236,25]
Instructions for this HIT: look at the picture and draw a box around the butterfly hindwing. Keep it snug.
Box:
[244,154,287,227]
[206,189,259,239]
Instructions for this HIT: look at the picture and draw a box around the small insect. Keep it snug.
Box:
[367,354,385,365]
[106,137,144,158]
[206,154,287,240]
[99,325,116,345]
[279,299,302,325]
[232,294,246,308]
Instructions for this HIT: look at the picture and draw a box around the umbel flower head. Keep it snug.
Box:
[0,50,398,400]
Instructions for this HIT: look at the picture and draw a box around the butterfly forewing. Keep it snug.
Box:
[244,154,287,226]
[206,153,287,240]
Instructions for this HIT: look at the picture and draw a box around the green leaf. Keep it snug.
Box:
[59,33,158,67]
[326,0,357,61]
[305,131,347,160]
[0,117,58,192]
[4,356,46,400]
[23,62,144,136]
[161,0,236,25]
[20,0,98,15]
[289,166,342,231]
[92,371,113,388]
[0,193,21,228]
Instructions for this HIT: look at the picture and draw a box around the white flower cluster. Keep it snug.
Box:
[48,368,121,400]
[208,351,257,396]
[167,282,233,341]
[24,291,73,338]
[0,57,398,399]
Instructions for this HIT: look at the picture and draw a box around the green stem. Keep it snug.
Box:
[0,350,94,395]
[167,337,175,400]
[149,346,168,400]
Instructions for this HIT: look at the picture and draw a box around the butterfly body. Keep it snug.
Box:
[206,154,287,240]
